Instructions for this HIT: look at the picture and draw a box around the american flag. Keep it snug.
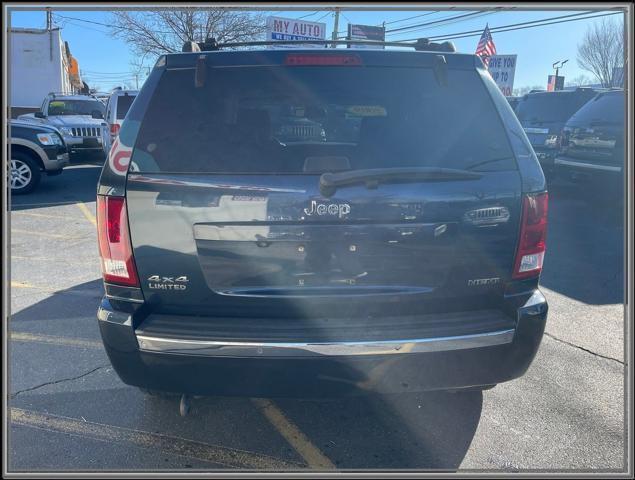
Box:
[475,24,496,67]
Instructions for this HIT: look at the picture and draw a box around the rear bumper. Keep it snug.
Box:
[97,291,548,397]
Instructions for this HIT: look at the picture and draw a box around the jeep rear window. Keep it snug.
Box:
[131,66,515,173]
[515,92,594,123]
[47,99,105,116]
[567,91,624,125]
[116,94,136,119]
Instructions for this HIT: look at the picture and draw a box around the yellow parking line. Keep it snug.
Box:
[251,398,335,470]
[10,408,302,470]
[10,280,99,297]
[10,200,81,208]
[11,228,80,240]
[10,255,94,266]
[11,280,37,289]
[76,202,97,226]
[10,332,102,349]
[10,280,58,294]
[10,211,75,220]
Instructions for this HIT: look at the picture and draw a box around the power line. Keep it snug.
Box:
[427,10,595,39]
[336,10,442,35]
[385,11,490,34]
[386,11,498,37]
[382,11,440,26]
[398,10,620,42]
[53,17,111,35]
[82,70,135,74]
[81,70,138,75]
[314,11,331,23]
[81,72,139,78]
[53,13,120,29]
[295,11,321,20]
[53,13,173,35]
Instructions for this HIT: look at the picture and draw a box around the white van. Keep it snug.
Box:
[103,89,138,154]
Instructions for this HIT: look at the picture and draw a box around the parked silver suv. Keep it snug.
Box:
[18,93,107,159]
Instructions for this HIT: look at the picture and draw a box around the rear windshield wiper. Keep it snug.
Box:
[319,167,482,197]
[463,156,515,171]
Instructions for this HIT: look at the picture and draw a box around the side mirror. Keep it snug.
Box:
[91,110,104,119]
[34,111,45,118]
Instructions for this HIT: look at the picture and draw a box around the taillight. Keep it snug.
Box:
[110,123,120,136]
[285,54,363,66]
[97,195,139,287]
[512,192,548,279]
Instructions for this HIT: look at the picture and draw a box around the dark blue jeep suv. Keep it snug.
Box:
[96,41,549,399]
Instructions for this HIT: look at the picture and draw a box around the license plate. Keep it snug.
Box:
[83,138,99,147]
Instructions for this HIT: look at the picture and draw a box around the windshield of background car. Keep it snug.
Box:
[567,91,624,125]
[515,93,592,123]
[131,65,515,174]
[116,95,136,119]
[47,99,106,116]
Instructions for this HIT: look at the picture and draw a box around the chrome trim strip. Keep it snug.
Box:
[136,329,515,357]
[106,294,145,304]
[554,158,622,172]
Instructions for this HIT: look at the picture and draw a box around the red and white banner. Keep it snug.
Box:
[108,136,133,176]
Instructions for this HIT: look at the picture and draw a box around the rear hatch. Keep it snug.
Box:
[124,53,522,319]
[113,93,136,128]
[560,91,625,168]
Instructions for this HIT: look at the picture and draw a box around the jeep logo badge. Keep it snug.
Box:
[303,200,351,218]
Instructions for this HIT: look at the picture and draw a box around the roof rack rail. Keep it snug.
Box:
[47,91,93,97]
[182,38,456,53]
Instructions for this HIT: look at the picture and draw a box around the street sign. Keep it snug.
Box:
[487,54,517,96]
[347,24,385,49]
[265,16,326,47]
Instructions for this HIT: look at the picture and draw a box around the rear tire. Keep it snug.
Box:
[10,152,41,194]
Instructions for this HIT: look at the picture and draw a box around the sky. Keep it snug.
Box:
[8,7,625,93]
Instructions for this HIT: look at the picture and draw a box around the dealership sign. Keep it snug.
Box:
[487,54,517,96]
[266,16,326,47]
[347,24,385,49]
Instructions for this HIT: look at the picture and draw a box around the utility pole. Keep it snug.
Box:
[135,74,139,90]
[331,7,340,48]
[552,59,568,91]
[46,7,53,62]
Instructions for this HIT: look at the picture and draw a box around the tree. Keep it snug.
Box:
[109,8,267,68]
[576,18,624,88]
[565,74,593,87]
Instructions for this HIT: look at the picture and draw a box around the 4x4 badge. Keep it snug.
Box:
[148,275,189,290]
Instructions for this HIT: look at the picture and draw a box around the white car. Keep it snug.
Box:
[103,89,138,154]
[18,93,106,159]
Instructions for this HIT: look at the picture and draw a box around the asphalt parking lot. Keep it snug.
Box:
[8,163,627,472]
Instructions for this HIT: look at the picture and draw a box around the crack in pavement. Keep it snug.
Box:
[10,364,110,398]
[543,332,624,366]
